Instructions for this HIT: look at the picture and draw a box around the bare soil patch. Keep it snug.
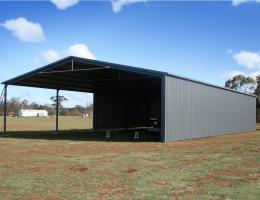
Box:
[66,166,88,172]
[124,168,138,174]
[203,175,235,187]
[209,169,249,177]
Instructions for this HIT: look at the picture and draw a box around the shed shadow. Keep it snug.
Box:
[0,129,161,142]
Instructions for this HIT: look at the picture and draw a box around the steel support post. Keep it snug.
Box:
[3,85,8,136]
[55,89,59,134]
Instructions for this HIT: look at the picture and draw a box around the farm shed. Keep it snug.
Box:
[18,109,48,118]
[1,56,256,142]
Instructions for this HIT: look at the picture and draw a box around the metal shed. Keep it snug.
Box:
[18,109,48,118]
[1,56,256,142]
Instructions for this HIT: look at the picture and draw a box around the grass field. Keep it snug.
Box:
[0,119,259,199]
[0,116,93,131]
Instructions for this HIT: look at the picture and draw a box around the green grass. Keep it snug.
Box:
[0,116,93,131]
[0,121,259,199]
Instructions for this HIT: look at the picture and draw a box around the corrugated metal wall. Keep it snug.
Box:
[164,75,256,141]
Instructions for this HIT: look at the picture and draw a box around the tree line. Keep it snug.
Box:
[0,95,93,117]
[225,74,260,121]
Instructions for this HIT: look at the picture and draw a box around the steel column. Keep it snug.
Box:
[160,75,166,143]
[55,89,59,134]
[3,85,8,136]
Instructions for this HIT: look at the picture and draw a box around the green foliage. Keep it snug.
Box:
[225,74,260,121]
[225,75,256,94]
[254,75,260,109]
[50,95,68,108]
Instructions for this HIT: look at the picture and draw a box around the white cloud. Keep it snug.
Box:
[50,0,79,10]
[222,50,260,80]
[40,43,95,64]
[233,51,260,69]
[42,50,60,63]
[232,0,260,6]
[220,70,245,79]
[1,17,45,42]
[232,0,249,6]
[66,44,95,59]
[111,0,147,13]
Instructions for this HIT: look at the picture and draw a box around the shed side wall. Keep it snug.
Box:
[165,75,256,141]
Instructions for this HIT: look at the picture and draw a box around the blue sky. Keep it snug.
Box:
[1,0,260,107]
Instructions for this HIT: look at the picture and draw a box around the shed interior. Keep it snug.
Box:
[2,57,163,140]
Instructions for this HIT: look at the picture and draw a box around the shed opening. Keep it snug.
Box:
[2,57,164,141]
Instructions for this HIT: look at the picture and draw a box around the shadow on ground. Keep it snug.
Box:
[0,129,161,142]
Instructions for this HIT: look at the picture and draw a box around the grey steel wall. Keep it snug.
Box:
[164,75,256,141]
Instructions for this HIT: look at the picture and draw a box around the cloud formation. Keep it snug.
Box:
[233,51,260,70]
[111,0,147,13]
[1,17,45,42]
[50,0,79,10]
[42,50,60,63]
[232,0,260,6]
[40,43,95,64]
[221,50,260,80]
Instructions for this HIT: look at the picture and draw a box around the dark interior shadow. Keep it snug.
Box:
[0,129,161,142]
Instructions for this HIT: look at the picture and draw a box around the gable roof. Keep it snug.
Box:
[2,56,165,85]
[1,56,255,97]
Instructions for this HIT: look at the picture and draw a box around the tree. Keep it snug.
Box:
[29,102,41,109]
[86,104,93,115]
[75,105,86,115]
[254,75,260,109]
[50,95,68,109]
[7,97,22,116]
[225,75,256,94]
[21,99,29,109]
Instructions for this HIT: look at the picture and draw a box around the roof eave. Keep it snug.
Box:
[1,56,74,85]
